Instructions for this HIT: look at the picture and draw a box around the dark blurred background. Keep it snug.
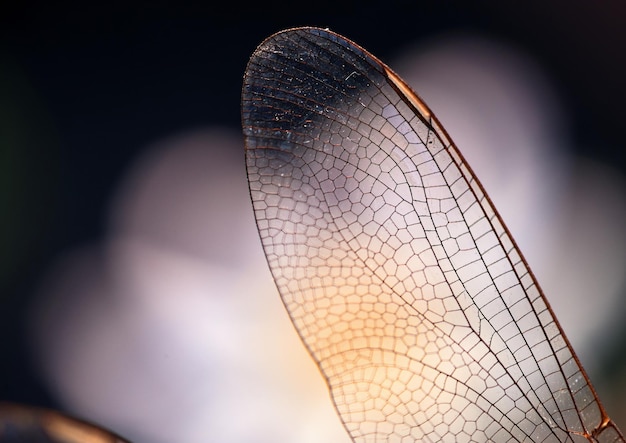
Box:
[1,1,626,440]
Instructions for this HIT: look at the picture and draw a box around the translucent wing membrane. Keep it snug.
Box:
[242,27,624,443]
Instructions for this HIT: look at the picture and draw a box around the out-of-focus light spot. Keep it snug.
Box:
[391,33,626,370]
[30,130,351,443]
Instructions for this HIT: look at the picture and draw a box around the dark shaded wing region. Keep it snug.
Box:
[242,27,624,443]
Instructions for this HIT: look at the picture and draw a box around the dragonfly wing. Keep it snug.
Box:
[0,402,130,442]
[242,27,623,443]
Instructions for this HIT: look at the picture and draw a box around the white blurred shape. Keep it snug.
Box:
[391,32,626,368]
[393,33,570,260]
[30,129,351,443]
[109,130,256,265]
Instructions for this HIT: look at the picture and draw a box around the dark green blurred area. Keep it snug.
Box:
[0,55,59,293]
[0,54,60,407]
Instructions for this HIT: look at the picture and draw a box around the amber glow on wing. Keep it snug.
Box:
[242,27,625,442]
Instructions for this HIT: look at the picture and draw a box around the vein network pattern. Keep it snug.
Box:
[242,27,624,443]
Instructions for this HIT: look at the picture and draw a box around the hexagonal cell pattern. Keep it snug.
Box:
[242,27,623,443]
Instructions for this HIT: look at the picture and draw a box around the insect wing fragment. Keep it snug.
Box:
[242,27,624,443]
[0,402,130,442]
